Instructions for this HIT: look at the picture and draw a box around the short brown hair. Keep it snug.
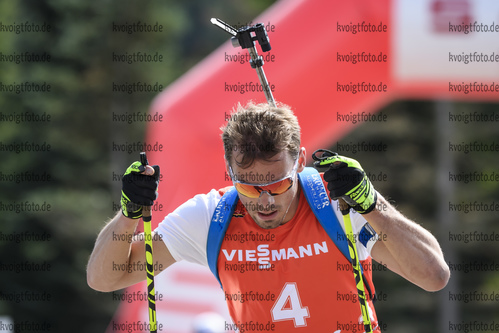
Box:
[221,101,301,168]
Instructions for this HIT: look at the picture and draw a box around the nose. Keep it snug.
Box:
[258,191,275,210]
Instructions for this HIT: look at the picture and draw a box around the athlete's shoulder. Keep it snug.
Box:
[217,186,233,197]
[298,170,329,197]
[215,186,247,218]
[299,168,327,180]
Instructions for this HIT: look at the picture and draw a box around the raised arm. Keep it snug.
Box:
[319,151,449,291]
[86,162,176,292]
[87,212,175,292]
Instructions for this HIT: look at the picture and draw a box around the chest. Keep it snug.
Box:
[218,215,367,330]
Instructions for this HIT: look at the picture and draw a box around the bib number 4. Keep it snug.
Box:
[271,282,310,327]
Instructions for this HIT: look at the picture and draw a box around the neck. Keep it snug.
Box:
[279,184,301,225]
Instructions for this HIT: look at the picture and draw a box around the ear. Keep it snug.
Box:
[297,147,306,173]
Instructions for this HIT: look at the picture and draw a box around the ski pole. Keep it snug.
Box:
[313,149,373,332]
[211,18,276,107]
[140,152,157,333]
[338,198,373,333]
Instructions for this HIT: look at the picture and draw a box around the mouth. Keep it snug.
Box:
[257,210,278,221]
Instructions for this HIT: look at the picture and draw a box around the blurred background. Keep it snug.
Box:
[0,0,498,332]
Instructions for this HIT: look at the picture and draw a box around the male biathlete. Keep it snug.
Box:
[87,102,450,332]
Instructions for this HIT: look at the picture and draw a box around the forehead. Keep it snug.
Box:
[230,150,291,168]
[229,151,294,182]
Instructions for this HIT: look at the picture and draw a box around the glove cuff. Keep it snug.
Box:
[357,190,378,214]
[121,206,142,219]
[121,191,143,219]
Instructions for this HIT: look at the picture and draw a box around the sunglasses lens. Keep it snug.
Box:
[265,178,294,195]
[235,178,293,198]
[233,183,260,198]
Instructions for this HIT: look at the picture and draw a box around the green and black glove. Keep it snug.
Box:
[121,161,160,219]
[314,150,377,214]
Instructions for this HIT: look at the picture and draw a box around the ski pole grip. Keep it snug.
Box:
[140,152,153,217]
[338,198,350,216]
[140,152,149,167]
[142,205,152,220]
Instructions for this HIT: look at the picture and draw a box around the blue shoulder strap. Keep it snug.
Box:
[207,187,239,288]
[297,167,351,261]
[298,168,373,299]
[206,167,372,289]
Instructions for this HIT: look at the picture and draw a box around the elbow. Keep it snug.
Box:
[87,268,116,293]
[421,262,451,292]
[87,272,105,292]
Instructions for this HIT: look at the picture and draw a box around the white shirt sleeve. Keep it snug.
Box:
[331,198,378,260]
[154,189,221,267]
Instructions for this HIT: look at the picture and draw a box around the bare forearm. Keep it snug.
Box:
[367,194,450,291]
[87,212,139,291]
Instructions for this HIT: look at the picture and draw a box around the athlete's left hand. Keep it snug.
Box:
[322,155,377,214]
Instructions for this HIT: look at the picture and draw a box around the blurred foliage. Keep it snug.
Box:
[0,0,498,332]
[0,0,275,332]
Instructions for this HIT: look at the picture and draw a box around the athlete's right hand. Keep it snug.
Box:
[120,161,160,219]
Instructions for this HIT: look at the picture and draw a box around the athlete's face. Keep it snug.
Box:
[227,148,306,229]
